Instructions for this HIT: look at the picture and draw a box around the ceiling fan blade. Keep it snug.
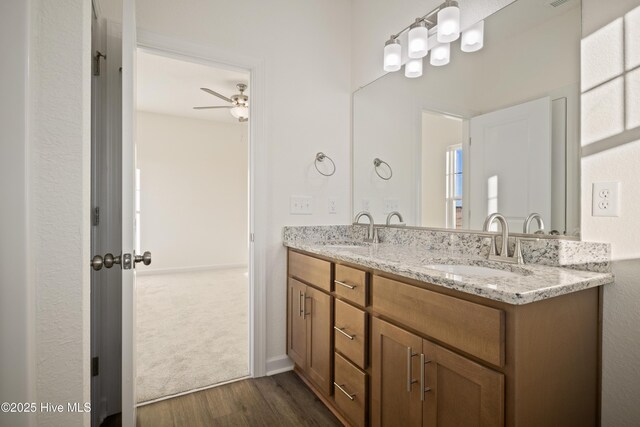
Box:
[200,87,232,103]
[193,106,233,110]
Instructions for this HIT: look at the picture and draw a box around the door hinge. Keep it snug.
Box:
[93,207,100,226]
[250,233,255,242]
[469,137,472,146]
[93,51,106,76]
[91,357,99,377]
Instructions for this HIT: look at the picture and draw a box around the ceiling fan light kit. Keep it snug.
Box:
[383,0,485,78]
[194,83,249,122]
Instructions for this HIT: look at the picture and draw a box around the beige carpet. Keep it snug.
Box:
[136,268,249,403]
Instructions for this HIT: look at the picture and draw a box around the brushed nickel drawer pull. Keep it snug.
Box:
[407,347,418,392]
[335,280,356,290]
[334,326,355,340]
[299,291,304,317]
[334,382,356,400]
[420,353,432,401]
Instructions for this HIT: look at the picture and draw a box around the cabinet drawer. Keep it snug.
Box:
[334,264,367,307]
[334,299,366,369]
[333,352,367,427]
[288,250,332,292]
[372,275,505,366]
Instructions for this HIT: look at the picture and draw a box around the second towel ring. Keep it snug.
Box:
[373,158,392,180]
[315,152,336,176]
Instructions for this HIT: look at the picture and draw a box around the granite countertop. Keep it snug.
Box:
[283,239,614,305]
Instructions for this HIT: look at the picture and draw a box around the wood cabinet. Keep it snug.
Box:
[287,252,333,396]
[371,317,504,427]
[286,249,600,427]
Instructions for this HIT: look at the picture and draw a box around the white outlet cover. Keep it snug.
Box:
[592,182,620,217]
[328,198,337,214]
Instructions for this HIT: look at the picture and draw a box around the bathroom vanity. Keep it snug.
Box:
[283,226,613,427]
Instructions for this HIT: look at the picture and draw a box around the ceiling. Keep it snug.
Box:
[136,50,249,123]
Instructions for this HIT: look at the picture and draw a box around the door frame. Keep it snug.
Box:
[135,30,268,379]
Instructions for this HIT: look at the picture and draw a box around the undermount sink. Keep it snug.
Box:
[424,264,522,278]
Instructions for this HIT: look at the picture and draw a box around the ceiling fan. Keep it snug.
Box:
[193,83,249,122]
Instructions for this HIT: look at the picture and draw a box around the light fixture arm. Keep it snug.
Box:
[390,1,455,39]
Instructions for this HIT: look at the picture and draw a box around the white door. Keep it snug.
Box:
[121,0,138,425]
[468,97,551,231]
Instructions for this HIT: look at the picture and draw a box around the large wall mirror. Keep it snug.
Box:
[353,0,581,236]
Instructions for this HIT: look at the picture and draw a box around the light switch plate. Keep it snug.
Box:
[592,182,620,217]
[384,198,399,214]
[290,196,312,215]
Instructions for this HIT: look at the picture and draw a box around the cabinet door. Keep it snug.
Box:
[371,317,423,427]
[306,286,332,396]
[423,339,504,427]
[287,278,307,369]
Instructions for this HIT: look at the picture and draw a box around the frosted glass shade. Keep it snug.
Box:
[383,39,402,72]
[230,105,249,119]
[430,42,450,66]
[461,20,485,52]
[408,24,429,58]
[437,5,460,43]
[405,58,423,78]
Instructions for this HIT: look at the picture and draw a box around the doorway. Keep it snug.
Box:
[134,49,251,404]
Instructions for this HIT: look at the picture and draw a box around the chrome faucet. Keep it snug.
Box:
[385,211,405,226]
[483,213,522,264]
[523,213,545,234]
[354,211,377,243]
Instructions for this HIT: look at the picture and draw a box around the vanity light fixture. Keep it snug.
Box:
[461,20,485,52]
[383,37,402,72]
[408,19,430,58]
[437,1,461,43]
[382,0,485,78]
[430,42,450,66]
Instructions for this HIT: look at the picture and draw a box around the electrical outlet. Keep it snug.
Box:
[592,182,620,217]
[328,198,337,214]
[361,199,370,211]
[290,196,312,215]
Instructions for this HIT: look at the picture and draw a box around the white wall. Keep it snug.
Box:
[581,2,640,424]
[109,0,353,368]
[30,0,92,425]
[421,112,463,228]
[136,111,248,272]
[0,2,35,427]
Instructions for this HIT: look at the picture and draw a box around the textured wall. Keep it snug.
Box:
[581,0,640,425]
[29,0,92,425]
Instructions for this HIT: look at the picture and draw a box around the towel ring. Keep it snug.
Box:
[373,158,392,180]
[315,152,336,177]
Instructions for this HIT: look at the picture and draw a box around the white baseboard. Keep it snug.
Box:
[266,355,293,376]
[137,263,247,276]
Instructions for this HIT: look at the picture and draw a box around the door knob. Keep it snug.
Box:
[90,253,121,271]
[135,251,152,266]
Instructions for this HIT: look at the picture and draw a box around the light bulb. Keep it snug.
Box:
[230,106,249,119]
[437,1,460,43]
[430,42,450,66]
[405,58,423,78]
[461,20,484,52]
[383,37,402,72]
[408,20,429,59]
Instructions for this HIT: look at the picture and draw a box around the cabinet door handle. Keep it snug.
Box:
[303,293,311,319]
[299,291,304,317]
[335,280,356,290]
[406,347,418,392]
[334,326,355,340]
[420,353,432,401]
[334,382,356,400]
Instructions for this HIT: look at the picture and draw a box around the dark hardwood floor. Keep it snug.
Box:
[136,371,342,426]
